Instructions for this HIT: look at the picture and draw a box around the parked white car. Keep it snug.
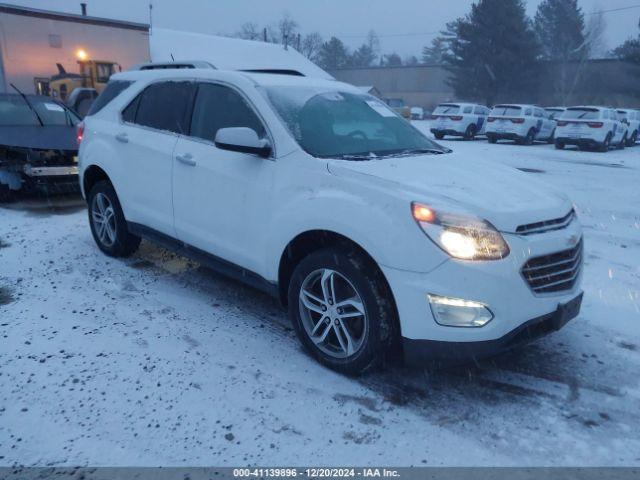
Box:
[555,106,628,151]
[617,108,639,146]
[544,107,566,120]
[410,107,424,120]
[78,64,583,374]
[430,103,490,140]
[486,104,556,145]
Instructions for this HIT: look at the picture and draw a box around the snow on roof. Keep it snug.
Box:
[149,28,333,80]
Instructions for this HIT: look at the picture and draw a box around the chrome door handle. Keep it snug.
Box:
[115,132,129,143]
[176,153,196,166]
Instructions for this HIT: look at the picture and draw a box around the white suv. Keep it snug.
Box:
[430,103,490,140]
[617,109,639,147]
[486,104,556,145]
[78,65,584,374]
[555,106,628,151]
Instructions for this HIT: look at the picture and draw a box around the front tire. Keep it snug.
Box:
[627,130,638,147]
[288,248,396,375]
[599,133,612,152]
[487,135,497,144]
[463,124,476,141]
[433,132,445,140]
[554,140,565,150]
[88,180,141,257]
[617,134,627,150]
[521,128,536,146]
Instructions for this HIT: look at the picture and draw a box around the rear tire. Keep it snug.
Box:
[547,129,556,144]
[288,247,397,376]
[434,132,445,140]
[628,130,638,147]
[88,180,141,257]
[487,135,497,144]
[554,141,565,150]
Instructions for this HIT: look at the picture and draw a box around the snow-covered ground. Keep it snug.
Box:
[1,123,639,466]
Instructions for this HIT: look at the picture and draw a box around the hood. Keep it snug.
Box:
[327,152,572,233]
[0,126,78,151]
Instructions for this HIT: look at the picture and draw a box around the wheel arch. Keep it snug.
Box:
[82,164,111,199]
[277,230,399,328]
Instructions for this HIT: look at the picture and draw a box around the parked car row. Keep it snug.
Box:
[427,102,639,152]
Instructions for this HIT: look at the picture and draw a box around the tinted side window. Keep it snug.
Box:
[135,81,194,134]
[122,94,140,123]
[463,106,472,114]
[190,83,266,143]
[87,80,132,116]
[524,108,532,116]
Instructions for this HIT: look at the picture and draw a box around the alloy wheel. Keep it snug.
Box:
[91,192,117,247]
[298,268,368,359]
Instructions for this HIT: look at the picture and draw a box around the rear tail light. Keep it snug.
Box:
[487,117,496,122]
[431,115,440,120]
[449,116,463,121]
[510,118,525,124]
[556,121,568,127]
[587,122,603,128]
[76,122,85,145]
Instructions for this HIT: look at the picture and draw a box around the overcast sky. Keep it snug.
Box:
[10,0,640,57]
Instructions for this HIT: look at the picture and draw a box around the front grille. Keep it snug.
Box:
[522,239,583,294]
[516,209,575,235]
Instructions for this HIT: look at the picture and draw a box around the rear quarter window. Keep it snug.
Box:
[86,80,133,116]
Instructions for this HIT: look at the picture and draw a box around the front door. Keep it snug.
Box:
[172,82,275,273]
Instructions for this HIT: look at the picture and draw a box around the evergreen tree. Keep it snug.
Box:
[349,44,377,67]
[317,37,350,70]
[534,0,586,102]
[612,17,640,64]
[443,0,539,106]
[534,0,585,61]
[382,52,403,66]
[421,37,448,64]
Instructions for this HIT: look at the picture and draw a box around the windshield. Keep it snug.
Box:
[491,106,522,116]
[263,87,445,159]
[0,94,80,127]
[433,104,460,115]
[561,108,600,120]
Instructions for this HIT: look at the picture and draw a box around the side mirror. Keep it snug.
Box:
[214,127,271,158]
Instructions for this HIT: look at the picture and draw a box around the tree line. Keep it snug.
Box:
[233,0,640,105]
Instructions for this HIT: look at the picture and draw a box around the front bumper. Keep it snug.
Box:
[556,136,603,148]
[403,292,582,367]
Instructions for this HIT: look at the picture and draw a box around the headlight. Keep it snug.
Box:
[411,202,510,260]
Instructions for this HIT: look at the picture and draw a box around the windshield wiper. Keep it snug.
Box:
[10,83,44,127]
[384,148,449,158]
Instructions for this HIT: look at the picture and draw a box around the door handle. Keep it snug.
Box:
[176,153,196,166]
[115,132,129,143]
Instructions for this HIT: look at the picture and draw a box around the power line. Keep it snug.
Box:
[332,3,640,40]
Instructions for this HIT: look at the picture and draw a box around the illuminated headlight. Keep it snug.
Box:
[428,294,493,327]
[412,203,510,260]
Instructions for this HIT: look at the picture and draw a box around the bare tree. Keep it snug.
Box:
[278,13,299,46]
[236,22,261,41]
[585,9,607,58]
[300,32,323,61]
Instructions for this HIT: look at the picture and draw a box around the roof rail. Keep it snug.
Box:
[132,61,216,71]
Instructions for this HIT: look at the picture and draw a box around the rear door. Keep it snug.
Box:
[114,80,195,236]
[172,81,275,273]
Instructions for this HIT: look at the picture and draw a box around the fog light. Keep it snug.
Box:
[428,294,493,327]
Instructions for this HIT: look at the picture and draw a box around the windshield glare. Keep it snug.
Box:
[262,87,443,159]
[0,95,80,127]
